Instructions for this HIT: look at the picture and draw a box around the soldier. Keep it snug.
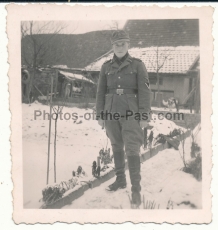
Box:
[96,30,151,207]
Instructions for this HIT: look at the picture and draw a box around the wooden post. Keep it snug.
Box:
[46,90,49,105]
[54,114,57,183]
[144,128,148,149]
[54,70,58,98]
[70,82,73,98]
[46,75,53,185]
[194,70,200,113]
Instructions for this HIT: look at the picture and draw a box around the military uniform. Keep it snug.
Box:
[96,54,151,155]
[96,30,151,207]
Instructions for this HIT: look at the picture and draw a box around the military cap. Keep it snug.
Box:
[111,30,130,44]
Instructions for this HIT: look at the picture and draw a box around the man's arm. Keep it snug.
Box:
[137,61,151,114]
[96,64,107,120]
[137,61,151,124]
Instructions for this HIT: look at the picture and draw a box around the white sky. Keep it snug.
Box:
[22,20,127,35]
[62,20,126,34]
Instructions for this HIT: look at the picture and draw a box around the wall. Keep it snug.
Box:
[90,71,190,105]
[150,75,190,104]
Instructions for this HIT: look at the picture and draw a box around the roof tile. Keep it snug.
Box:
[85,46,199,74]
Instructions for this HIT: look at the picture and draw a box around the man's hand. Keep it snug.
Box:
[139,120,149,129]
[98,119,105,129]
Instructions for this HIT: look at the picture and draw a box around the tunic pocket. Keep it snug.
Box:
[126,94,139,113]
[106,71,115,87]
[123,70,137,88]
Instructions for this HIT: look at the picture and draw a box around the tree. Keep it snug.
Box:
[21,21,67,102]
[110,20,120,30]
[147,47,174,107]
[52,104,65,183]
[21,21,67,67]
[100,20,122,37]
[46,71,66,185]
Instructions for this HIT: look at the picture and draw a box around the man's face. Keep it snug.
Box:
[112,41,129,58]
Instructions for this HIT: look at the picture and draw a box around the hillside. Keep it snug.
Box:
[21,19,199,69]
[21,30,113,68]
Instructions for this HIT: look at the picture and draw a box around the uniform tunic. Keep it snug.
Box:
[96,53,151,156]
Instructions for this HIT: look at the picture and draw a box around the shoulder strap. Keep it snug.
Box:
[103,59,112,65]
[132,57,142,62]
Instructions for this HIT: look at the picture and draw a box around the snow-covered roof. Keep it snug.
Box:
[59,71,95,84]
[53,65,85,72]
[53,65,68,69]
[85,46,199,74]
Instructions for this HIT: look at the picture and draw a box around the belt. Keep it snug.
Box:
[107,89,138,95]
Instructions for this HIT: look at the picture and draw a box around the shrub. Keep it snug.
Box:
[187,153,202,181]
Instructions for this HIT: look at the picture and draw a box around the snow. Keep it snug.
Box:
[62,133,201,209]
[59,70,95,84]
[52,65,68,69]
[151,106,196,114]
[85,46,199,73]
[22,101,201,209]
[23,102,110,208]
[148,113,185,140]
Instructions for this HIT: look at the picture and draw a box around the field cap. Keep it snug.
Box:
[111,30,130,44]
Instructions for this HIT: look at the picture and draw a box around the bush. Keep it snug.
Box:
[187,153,202,181]
[191,142,201,158]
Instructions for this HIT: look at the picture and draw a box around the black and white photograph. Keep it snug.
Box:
[8,4,213,224]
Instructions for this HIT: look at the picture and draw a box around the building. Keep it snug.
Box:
[84,19,200,108]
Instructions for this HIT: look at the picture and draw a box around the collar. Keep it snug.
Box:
[113,52,129,65]
[110,53,133,71]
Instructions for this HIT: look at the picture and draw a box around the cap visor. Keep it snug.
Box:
[111,39,130,44]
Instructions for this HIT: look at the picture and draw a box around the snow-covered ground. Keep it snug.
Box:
[62,132,201,209]
[23,102,110,208]
[22,101,201,209]
[151,106,194,114]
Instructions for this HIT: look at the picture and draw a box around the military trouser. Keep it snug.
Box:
[105,118,143,157]
[105,118,143,199]
[105,118,143,178]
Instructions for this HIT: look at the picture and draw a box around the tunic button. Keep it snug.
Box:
[118,85,120,88]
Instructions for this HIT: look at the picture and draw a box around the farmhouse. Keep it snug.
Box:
[57,70,96,99]
[84,19,200,108]
[21,19,200,109]
[22,66,96,103]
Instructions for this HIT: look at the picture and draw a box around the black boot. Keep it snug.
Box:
[127,155,141,207]
[106,151,127,191]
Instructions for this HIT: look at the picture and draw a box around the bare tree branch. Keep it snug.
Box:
[145,46,175,107]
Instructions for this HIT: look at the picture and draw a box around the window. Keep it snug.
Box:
[154,92,163,100]
[149,77,163,85]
